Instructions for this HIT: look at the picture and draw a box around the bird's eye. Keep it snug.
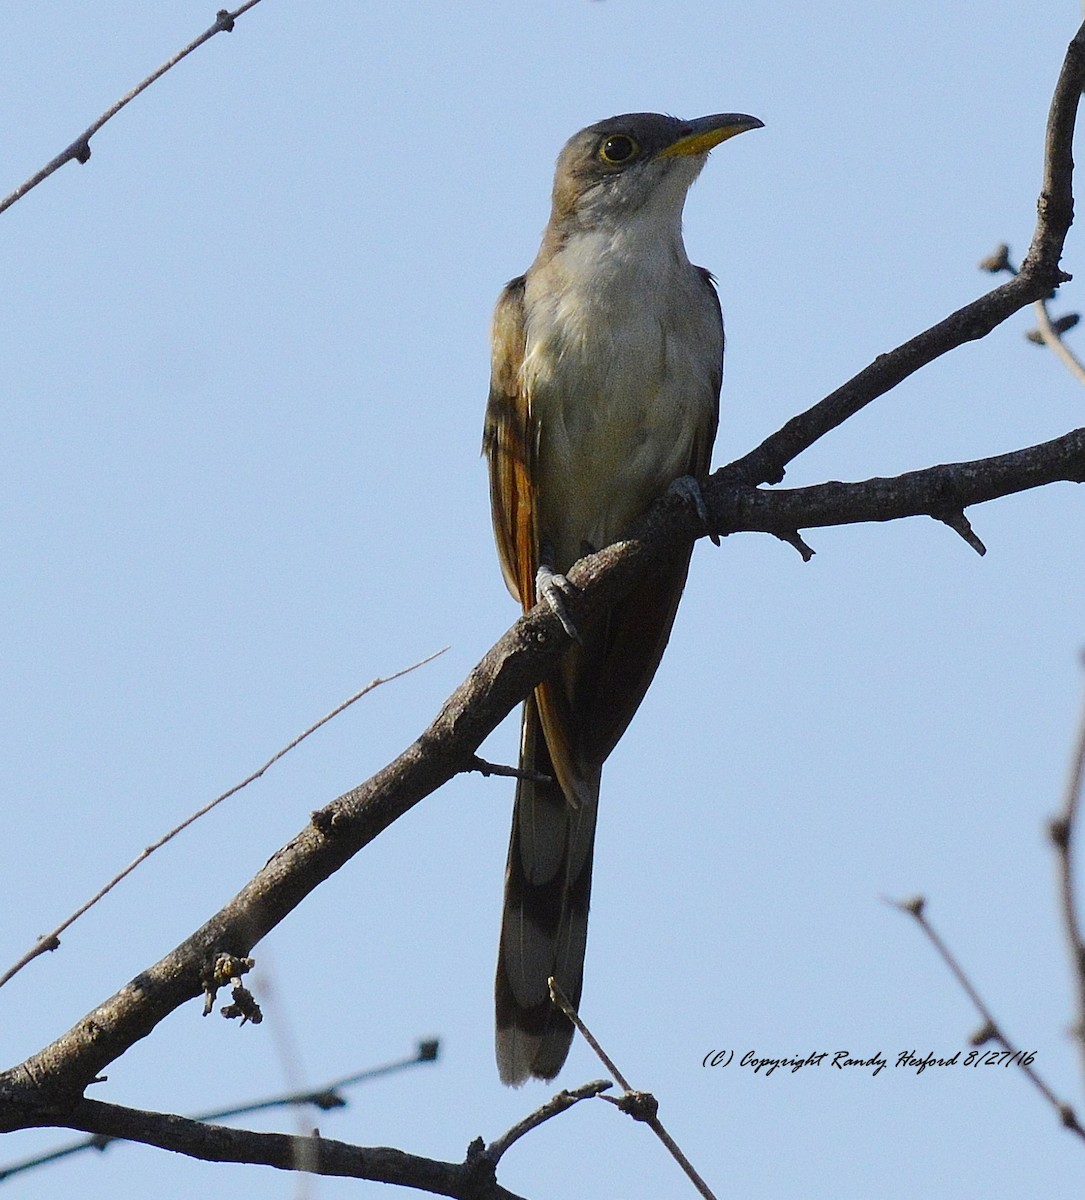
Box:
[599,133,639,165]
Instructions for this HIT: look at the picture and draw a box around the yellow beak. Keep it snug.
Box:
[659,113,764,158]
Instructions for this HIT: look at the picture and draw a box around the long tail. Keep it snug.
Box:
[495,694,600,1085]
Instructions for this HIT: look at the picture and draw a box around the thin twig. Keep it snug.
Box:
[0,648,447,991]
[979,242,1085,386]
[891,897,1085,1140]
[1050,657,1085,1087]
[201,1039,442,1121]
[1033,296,1085,384]
[548,978,632,1089]
[932,509,987,556]
[0,1041,441,1183]
[467,755,552,784]
[548,979,719,1200]
[0,3,265,217]
[485,1080,612,1163]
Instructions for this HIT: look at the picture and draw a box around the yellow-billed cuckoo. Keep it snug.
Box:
[484,110,762,1085]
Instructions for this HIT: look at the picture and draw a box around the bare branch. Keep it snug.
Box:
[3,418,1083,1118]
[0,1040,440,1183]
[1028,21,1083,275]
[54,1099,527,1200]
[726,19,1085,490]
[1050,659,1085,1088]
[979,243,1085,386]
[2,428,1082,1114]
[485,1080,612,1163]
[891,897,1085,1142]
[548,979,718,1200]
[0,3,266,217]
[1031,298,1085,384]
[708,426,1085,543]
[0,649,446,992]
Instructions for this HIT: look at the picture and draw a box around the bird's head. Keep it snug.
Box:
[548,111,763,235]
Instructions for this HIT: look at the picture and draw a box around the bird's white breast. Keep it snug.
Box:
[521,202,722,570]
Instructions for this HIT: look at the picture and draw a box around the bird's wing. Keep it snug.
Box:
[485,268,722,787]
[483,276,536,607]
[483,274,588,803]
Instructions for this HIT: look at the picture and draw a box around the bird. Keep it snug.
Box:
[483,110,762,1085]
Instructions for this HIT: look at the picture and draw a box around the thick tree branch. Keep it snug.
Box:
[53,1099,526,1200]
[0,584,584,1113]
[708,425,1085,545]
[6,418,1078,1124]
[4,269,1085,1137]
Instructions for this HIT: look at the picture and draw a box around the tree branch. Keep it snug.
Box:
[484,1080,612,1164]
[707,425,1085,547]
[0,3,265,217]
[547,979,718,1200]
[0,1040,440,1182]
[725,19,1085,489]
[1049,661,1085,1089]
[0,578,588,1111]
[892,897,1085,1142]
[54,1099,526,1200]
[0,650,446,992]
[2,419,1082,1124]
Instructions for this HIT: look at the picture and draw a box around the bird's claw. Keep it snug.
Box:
[669,475,720,545]
[536,565,580,641]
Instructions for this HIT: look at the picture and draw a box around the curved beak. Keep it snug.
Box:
[659,112,764,158]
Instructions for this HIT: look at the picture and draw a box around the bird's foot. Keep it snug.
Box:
[536,564,580,641]
[668,475,720,545]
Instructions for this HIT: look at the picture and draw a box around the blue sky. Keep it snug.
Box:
[2,3,1085,1197]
